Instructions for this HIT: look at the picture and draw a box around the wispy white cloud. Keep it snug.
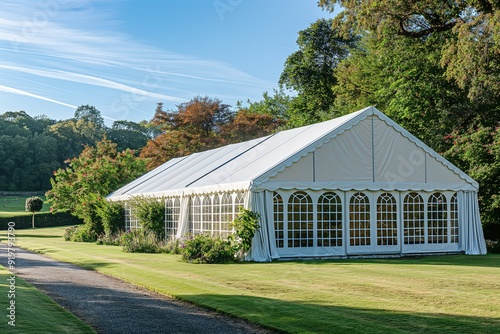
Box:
[0,64,185,102]
[0,84,77,108]
[0,0,274,115]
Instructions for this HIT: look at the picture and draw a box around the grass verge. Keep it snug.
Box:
[0,265,95,333]
[1,226,500,333]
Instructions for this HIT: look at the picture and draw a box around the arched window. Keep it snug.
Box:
[288,191,313,247]
[403,192,425,244]
[349,192,370,246]
[450,193,459,243]
[124,202,132,231]
[202,195,212,233]
[317,192,342,247]
[220,193,233,237]
[213,194,221,236]
[273,192,284,248]
[165,198,174,239]
[377,193,397,246]
[234,192,245,212]
[191,196,202,234]
[428,192,448,244]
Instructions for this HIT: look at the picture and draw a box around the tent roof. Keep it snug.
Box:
[108,106,477,200]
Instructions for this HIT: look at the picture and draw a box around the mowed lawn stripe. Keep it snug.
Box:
[2,226,499,333]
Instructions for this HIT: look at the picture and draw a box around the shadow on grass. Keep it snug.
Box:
[181,294,500,334]
[0,254,272,334]
[16,234,63,238]
[282,254,500,268]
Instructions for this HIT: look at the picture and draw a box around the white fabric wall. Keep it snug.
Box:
[314,117,373,182]
[459,191,487,255]
[246,188,486,261]
[269,153,314,182]
[373,117,426,183]
[175,194,191,239]
[268,115,473,191]
[246,191,279,262]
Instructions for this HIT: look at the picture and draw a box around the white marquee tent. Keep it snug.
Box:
[107,106,487,261]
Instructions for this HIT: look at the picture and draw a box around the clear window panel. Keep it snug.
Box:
[428,192,448,244]
[377,193,397,246]
[317,192,342,247]
[349,192,370,246]
[287,191,313,248]
[403,192,425,244]
[273,192,284,248]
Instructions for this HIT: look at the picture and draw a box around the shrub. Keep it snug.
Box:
[486,239,500,254]
[161,238,182,254]
[96,232,123,246]
[97,200,125,235]
[132,197,165,239]
[180,234,236,264]
[64,225,79,241]
[121,229,162,253]
[232,208,261,256]
[71,223,98,242]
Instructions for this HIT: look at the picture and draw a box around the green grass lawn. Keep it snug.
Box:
[2,226,499,333]
[0,195,50,217]
[0,265,95,333]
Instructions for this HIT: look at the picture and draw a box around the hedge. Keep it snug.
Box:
[483,223,500,241]
[0,212,84,230]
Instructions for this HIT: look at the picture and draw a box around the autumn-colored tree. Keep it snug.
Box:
[220,109,285,144]
[141,96,233,169]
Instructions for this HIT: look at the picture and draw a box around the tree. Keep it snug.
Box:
[74,105,105,129]
[46,139,147,236]
[319,0,500,223]
[279,18,358,127]
[445,124,500,225]
[107,120,150,152]
[243,89,292,123]
[220,109,285,144]
[48,118,105,162]
[25,196,43,228]
[319,0,500,103]
[140,96,234,169]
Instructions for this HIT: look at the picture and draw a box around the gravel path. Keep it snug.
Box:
[0,243,276,334]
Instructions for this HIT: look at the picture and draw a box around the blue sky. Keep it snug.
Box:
[0,0,333,124]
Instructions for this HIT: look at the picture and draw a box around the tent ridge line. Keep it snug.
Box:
[108,155,191,197]
[253,108,373,186]
[184,134,277,188]
[373,110,477,188]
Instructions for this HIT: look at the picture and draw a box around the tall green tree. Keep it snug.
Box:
[319,0,500,104]
[320,0,500,224]
[279,18,357,127]
[74,105,106,129]
[107,120,150,152]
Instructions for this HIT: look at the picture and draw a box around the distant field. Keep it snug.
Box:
[0,195,50,218]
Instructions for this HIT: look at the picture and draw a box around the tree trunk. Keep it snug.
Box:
[32,213,35,228]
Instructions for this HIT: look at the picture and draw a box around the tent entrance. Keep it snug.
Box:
[346,191,401,255]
